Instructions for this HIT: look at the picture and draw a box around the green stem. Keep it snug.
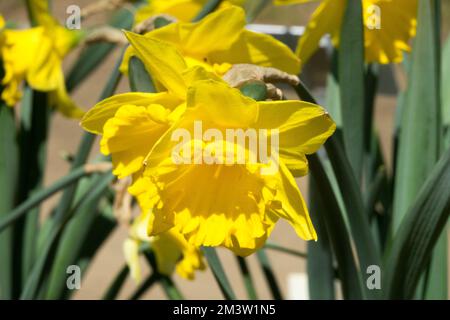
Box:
[129,273,159,300]
[236,256,258,299]
[256,249,283,300]
[264,242,307,259]
[103,265,129,300]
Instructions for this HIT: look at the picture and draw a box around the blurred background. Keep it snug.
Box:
[1,0,449,299]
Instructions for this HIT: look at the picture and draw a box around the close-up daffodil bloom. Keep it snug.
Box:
[0,1,84,118]
[124,212,206,282]
[134,0,245,25]
[122,6,300,81]
[126,80,335,256]
[296,0,418,64]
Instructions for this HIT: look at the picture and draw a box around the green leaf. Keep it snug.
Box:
[0,165,102,233]
[264,242,306,259]
[295,81,380,297]
[307,177,335,300]
[103,265,129,300]
[442,35,450,148]
[391,0,445,300]
[128,56,156,93]
[236,256,258,300]
[15,88,50,297]
[20,173,114,299]
[0,102,19,299]
[45,174,116,299]
[129,273,159,300]
[143,250,184,300]
[244,0,271,22]
[192,0,223,22]
[202,247,236,300]
[392,0,441,231]
[256,249,283,300]
[338,0,366,180]
[66,9,133,92]
[308,153,364,299]
[384,147,450,299]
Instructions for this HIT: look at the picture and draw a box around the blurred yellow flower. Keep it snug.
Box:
[296,0,417,64]
[128,80,336,256]
[0,15,4,30]
[0,2,84,118]
[122,6,300,84]
[274,0,316,4]
[134,0,245,24]
[124,212,206,282]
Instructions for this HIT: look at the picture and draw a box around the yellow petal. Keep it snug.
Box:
[1,28,44,103]
[123,238,142,283]
[210,30,301,74]
[124,31,188,99]
[274,0,318,4]
[134,0,205,24]
[28,0,58,27]
[272,162,317,240]
[148,6,245,59]
[48,76,85,119]
[0,15,5,29]
[363,0,417,64]
[186,79,258,128]
[295,0,345,65]
[255,100,336,176]
[27,36,64,91]
[81,92,180,134]
[100,104,174,178]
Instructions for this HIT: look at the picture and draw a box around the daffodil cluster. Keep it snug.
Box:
[82,6,335,279]
[0,0,83,117]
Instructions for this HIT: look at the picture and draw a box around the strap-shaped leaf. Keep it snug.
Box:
[338,0,365,180]
[0,102,19,299]
[202,247,236,300]
[384,148,450,299]
[308,153,364,299]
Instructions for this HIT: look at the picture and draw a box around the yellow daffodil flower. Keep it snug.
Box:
[0,1,84,118]
[127,79,335,256]
[122,6,300,81]
[0,15,4,30]
[124,212,205,282]
[134,0,245,25]
[82,15,334,254]
[296,0,417,65]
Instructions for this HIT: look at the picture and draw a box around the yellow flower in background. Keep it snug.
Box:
[134,0,245,25]
[0,1,84,118]
[124,212,205,282]
[128,80,336,256]
[296,0,417,65]
[122,6,300,83]
[274,0,315,5]
[0,15,4,29]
